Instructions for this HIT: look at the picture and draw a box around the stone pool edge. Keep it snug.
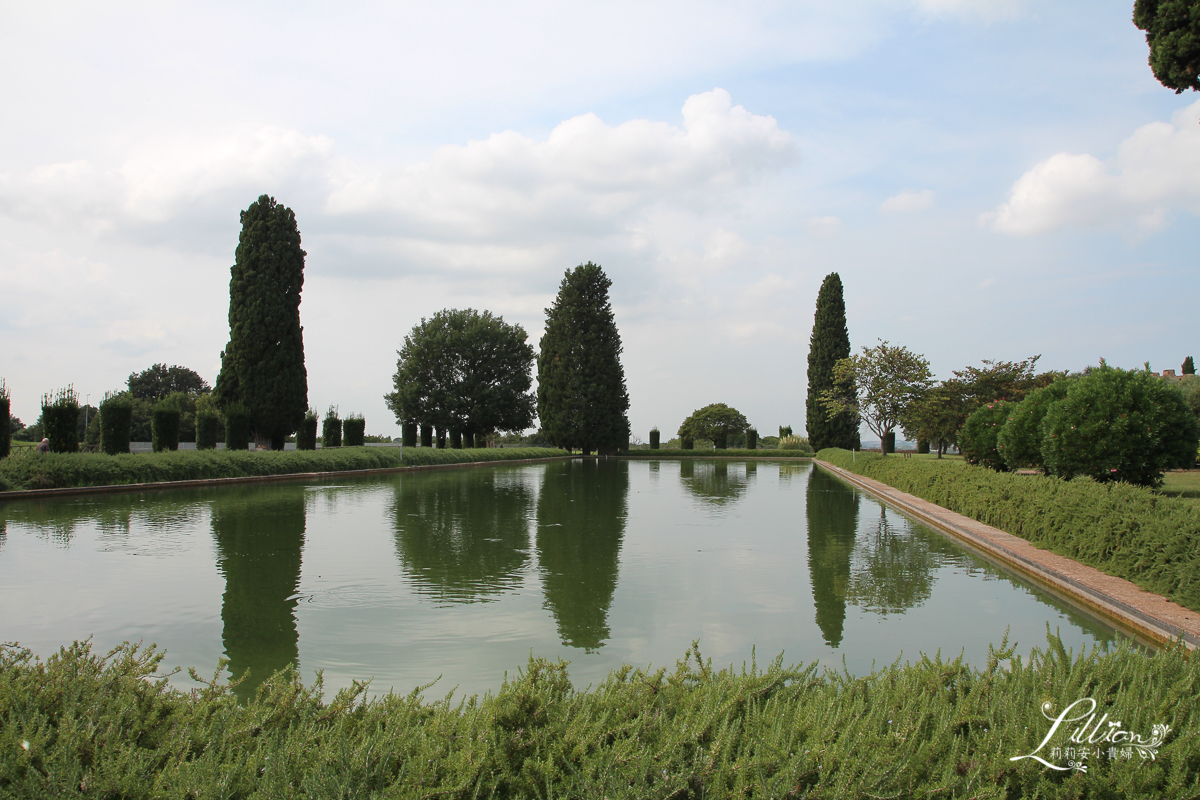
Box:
[814,459,1200,651]
[0,455,581,502]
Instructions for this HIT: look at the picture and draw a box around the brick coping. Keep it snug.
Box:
[0,456,579,503]
[814,459,1200,651]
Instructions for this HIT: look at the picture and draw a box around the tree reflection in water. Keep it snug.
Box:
[390,469,533,602]
[847,505,956,616]
[211,485,306,703]
[678,460,749,507]
[805,467,858,647]
[537,459,628,652]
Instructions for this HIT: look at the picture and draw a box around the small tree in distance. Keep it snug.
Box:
[677,404,749,450]
[823,341,932,455]
[1184,355,1196,375]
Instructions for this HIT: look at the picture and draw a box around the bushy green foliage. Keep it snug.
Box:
[402,421,417,448]
[677,403,749,451]
[1183,355,1196,375]
[223,402,251,452]
[1134,0,1200,93]
[818,448,1200,612]
[321,406,342,448]
[826,340,932,453]
[343,415,365,447]
[194,394,219,451]
[649,428,660,449]
[127,363,210,400]
[745,428,757,450]
[958,400,1014,471]
[215,195,308,450]
[41,386,80,453]
[99,392,133,455]
[680,437,694,450]
[2,635,1198,798]
[778,435,815,455]
[997,380,1072,471]
[537,262,631,454]
[296,410,318,451]
[0,380,9,459]
[806,272,860,450]
[387,309,536,444]
[1042,364,1199,486]
[0,447,567,491]
[151,394,183,453]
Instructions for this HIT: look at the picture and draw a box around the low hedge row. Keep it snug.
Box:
[2,636,1196,798]
[817,448,1200,613]
[0,447,568,492]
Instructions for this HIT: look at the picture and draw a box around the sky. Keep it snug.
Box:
[2,0,1197,441]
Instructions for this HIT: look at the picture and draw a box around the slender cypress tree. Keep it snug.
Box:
[537,263,631,455]
[806,273,860,451]
[214,195,308,450]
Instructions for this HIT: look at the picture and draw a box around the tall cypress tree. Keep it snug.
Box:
[537,262,631,455]
[806,272,860,451]
[214,195,308,450]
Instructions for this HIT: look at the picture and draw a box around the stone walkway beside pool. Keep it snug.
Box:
[815,459,1200,651]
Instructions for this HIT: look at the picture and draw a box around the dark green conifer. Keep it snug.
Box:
[214,195,308,450]
[1184,355,1196,375]
[537,263,630,455]
[806,273,860,451]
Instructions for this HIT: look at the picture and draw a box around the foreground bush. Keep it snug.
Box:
[0,636,1196,798]
[817,448,1200,612]
[0,447,568,492]
[1042,364,1198,486]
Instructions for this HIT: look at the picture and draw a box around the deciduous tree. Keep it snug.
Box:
[386,309,536,442]
[537,263,630,454]
[677,403,749,450]
[214,195,308,450]
[128,364,210,401]
[822,341,932,454]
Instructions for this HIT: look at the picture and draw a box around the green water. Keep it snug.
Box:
[0,459,1120,699]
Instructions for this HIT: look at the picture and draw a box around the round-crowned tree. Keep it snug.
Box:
[1134,0,1200,94]
[958,400,1014,471]
[214,195,308,450]
[996,380,1072,471]
[677,404,749,450]
[537,263,630,455]
[1041,363,1199,486]
[386,309,536,442]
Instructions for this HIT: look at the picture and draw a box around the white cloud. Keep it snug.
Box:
[805,216,841,236]
[986,101,1200,236]
[881,189,934,213]
[0,128,337,248]
[326,89,796,245]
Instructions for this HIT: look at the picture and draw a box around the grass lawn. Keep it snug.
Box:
[1161,469,1200,503]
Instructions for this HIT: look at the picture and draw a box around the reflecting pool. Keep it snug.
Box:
[0,459,1122,699]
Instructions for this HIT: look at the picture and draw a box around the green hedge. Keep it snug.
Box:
[817,448,1200,613]
[296,413,318,451]
[99,394,133,455]
[0,447,568,492]
[1,636,1197,798]
[343,416,365,447]
[151,404,181,453]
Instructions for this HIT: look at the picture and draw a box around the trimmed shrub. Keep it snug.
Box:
[322,406,342,448]
[745,428,757,450]
[0,379,10,459]
[958,400,1013,471]
[997,380,1071,471]
[224,402,251,452]
[195,415,219,451]
[882,431,895,455]
[680,437,694,450]
[99,392,134,455]
[778,436,814,455]
[402,421,417,448]
[1041,363,1199,486]
[41,386,80,453]
[450,428,462,449]
[917,439,930,454]
[296,410,318,451]
[343,415,366,447]
[151,396,182,453]
[649,428,660,449]
[420,424,433,448]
